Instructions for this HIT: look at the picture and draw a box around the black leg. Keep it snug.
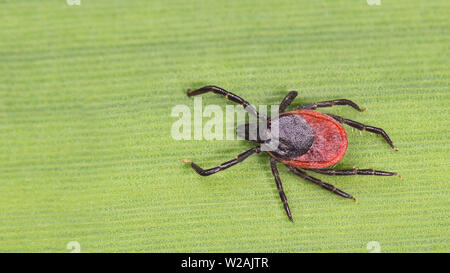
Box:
[270,158,293,222]
[187,85,266,120]
[301,99,364,112]
[183,146,260,176]
[284,164,357,201]
[326,113,398,150]
[279,91,298,113]
[308,168,399,177]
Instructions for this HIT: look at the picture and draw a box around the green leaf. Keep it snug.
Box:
[0,0,448,252]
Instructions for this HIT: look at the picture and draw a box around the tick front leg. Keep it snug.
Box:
[308,168,398,177]
[301,99,364,112]
[187,85,266,120]
[285,164,357,202]
[183,146,260,176]
[326,113,398,150]
[270,158,293,222]
[279,91,298,113]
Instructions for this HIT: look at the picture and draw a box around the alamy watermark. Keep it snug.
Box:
[66,241,81,253]
[67,0,81,6]
[171,97,281,151]
[366,241,381,253]
[367,0,381,6]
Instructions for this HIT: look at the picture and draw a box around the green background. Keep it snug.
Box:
[0,0,448,252]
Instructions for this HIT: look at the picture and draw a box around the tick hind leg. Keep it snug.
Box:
[187,85,266,120]
[183,146,260,176]
[300,99,364,112]
[326,113,398,150]
[285,164,357,201]
[309,168,398,177]
[270,158,293,222]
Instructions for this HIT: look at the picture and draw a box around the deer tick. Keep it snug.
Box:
[183,86,399,221]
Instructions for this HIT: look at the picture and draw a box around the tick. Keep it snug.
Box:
[183,85,399,221]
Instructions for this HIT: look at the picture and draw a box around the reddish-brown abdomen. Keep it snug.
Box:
[276,109,348,168]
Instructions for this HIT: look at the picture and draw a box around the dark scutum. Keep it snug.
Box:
[266,114,315,160]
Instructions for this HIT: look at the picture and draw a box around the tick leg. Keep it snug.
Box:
[326,113,398,150]
[308,168,398,176]
[301,99,364,112]
[270,158,293,222]
[279,91,298,113]
[187,85,266,120]
[183,146,260,176]
[285,164,356,201]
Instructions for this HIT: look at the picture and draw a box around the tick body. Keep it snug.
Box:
[183,86,399,222]
[268,110,348,169]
